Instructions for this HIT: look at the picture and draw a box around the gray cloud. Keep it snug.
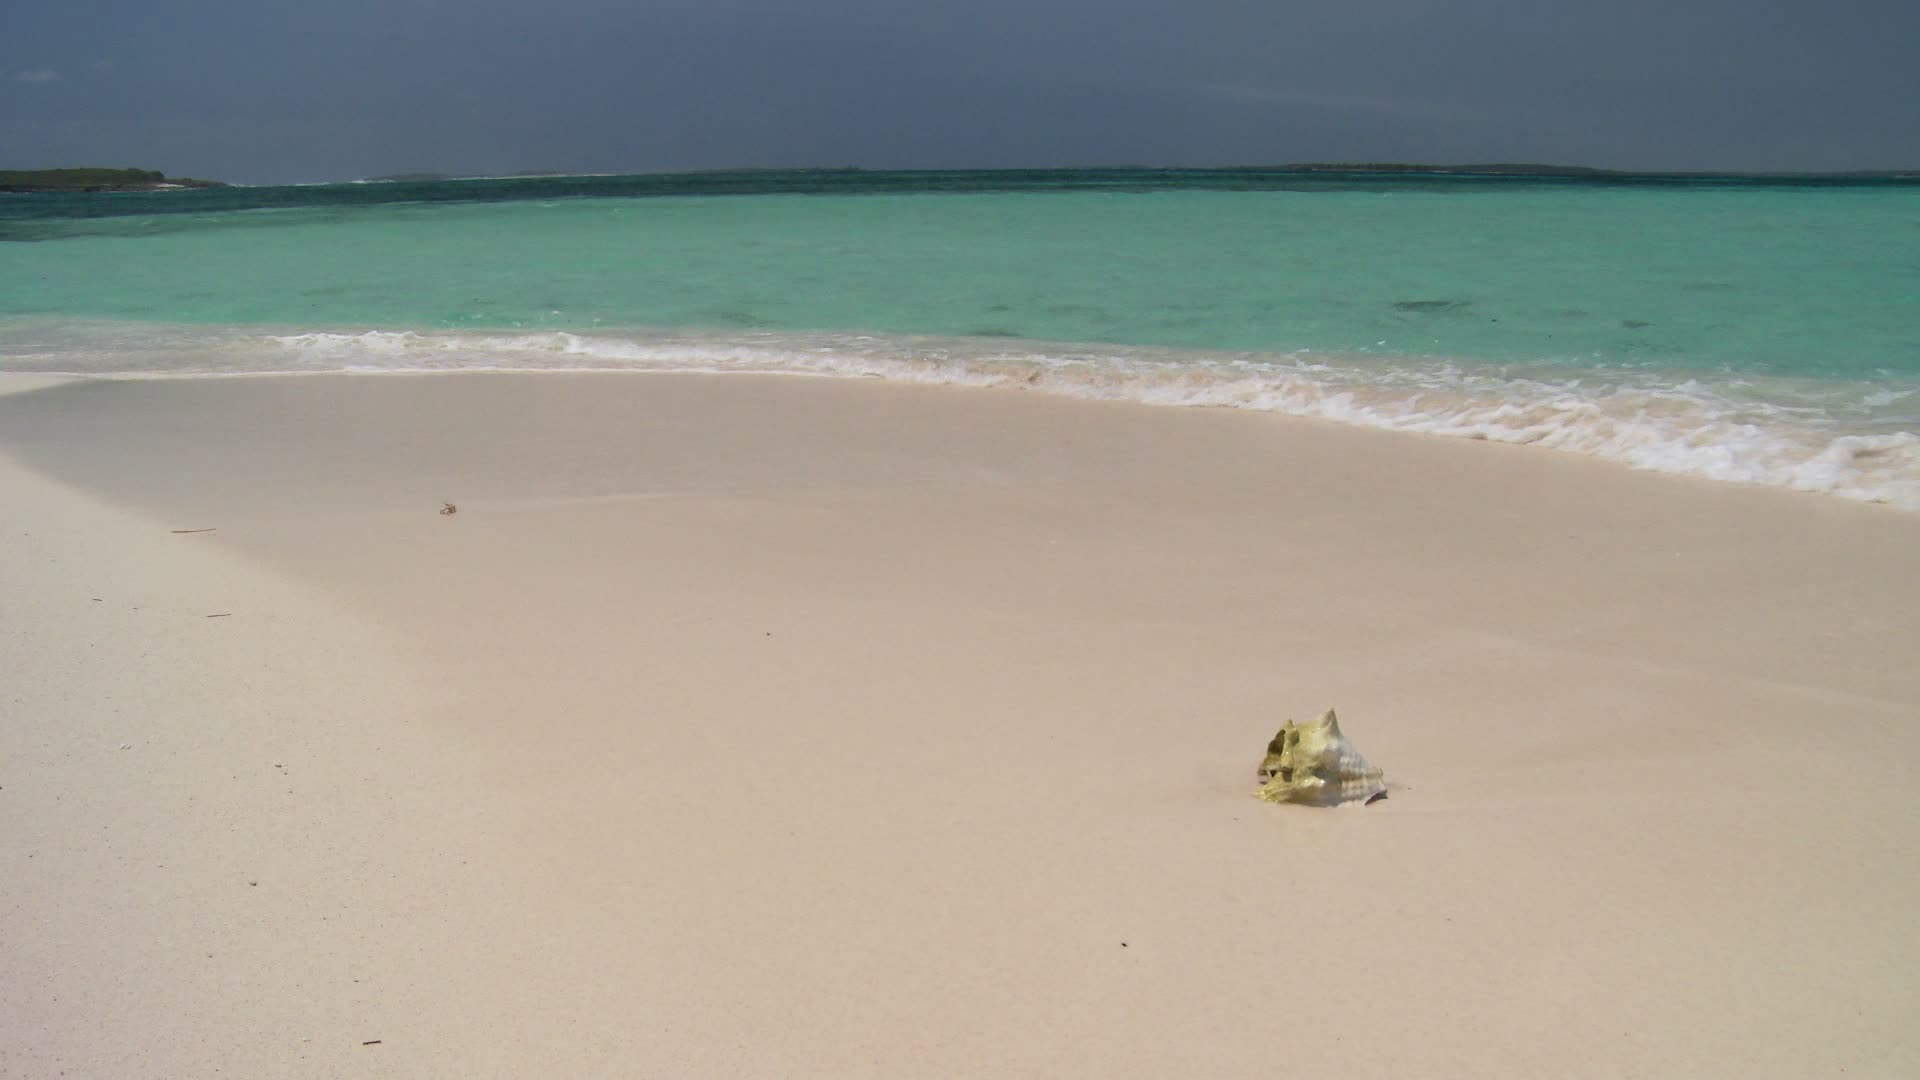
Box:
[13,69,61,83]
[1,0,1916,183]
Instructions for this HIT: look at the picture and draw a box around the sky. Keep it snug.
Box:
[4,0,1918,184]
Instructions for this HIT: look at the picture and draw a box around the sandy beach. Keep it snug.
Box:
[4,371,1917,1078]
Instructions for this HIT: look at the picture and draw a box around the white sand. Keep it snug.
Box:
[4,372,1917,1078]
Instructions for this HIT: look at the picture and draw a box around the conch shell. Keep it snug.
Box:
[1256,708,1385,806]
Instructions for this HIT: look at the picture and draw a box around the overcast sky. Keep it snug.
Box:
[4,0,1917,184]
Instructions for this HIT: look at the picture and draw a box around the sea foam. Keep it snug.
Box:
[6,320,1916,511]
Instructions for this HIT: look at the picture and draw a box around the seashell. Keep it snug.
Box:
[1256,708,1385,806]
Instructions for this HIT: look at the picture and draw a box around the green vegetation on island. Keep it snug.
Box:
[0,168,227,193]
[1270,162,1918,179]
[1276,162,1618,175]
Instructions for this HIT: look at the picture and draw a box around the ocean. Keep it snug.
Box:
[3,169,1917,508]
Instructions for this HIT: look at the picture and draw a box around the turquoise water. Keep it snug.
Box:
[3,170,1917,506]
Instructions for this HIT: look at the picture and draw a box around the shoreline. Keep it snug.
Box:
[5,335,1915,513]
[4,371,1917,1076]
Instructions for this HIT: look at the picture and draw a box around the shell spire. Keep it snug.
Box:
[1256,708,1386,806]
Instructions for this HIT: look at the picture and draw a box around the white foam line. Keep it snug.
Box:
[9,326,1917,511]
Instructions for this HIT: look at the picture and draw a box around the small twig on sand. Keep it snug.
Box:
[206,613,232,618]
[362,1040,382,1046]
[171,528,217,534]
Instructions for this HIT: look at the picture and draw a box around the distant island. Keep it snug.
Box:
[5,164,1913,209]
[1265,162,1919,179]
[354,162,1919,183]
[1275,162,1636,175]
[0,168,227,193]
